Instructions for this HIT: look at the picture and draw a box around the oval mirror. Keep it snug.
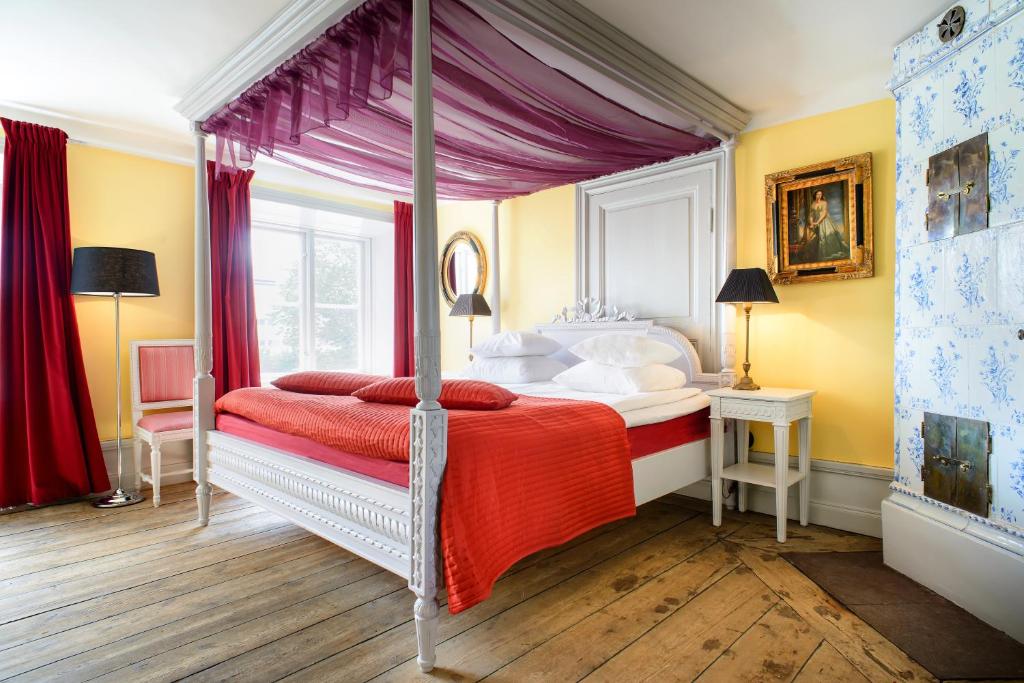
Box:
[440,231,487,307]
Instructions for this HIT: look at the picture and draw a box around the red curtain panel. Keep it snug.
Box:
[207,162,260,398]
[393,200,414,377]
[0,118,110,507]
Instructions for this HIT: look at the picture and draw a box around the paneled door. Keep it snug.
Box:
[577,156,720,371]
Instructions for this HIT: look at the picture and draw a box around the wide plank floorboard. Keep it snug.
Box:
[0,487,940,683]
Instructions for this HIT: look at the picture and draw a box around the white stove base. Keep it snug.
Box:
[882,493,1024,643]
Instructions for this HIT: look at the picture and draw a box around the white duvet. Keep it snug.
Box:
[499,381,711,428]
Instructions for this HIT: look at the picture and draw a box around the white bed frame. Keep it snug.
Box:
[198,320,725,669]
[182,0,740,672]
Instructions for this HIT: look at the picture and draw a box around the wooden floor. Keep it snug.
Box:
[0,482,943,683]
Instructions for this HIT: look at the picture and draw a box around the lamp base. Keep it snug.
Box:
[732,375,761,391]
[92,489,145,508]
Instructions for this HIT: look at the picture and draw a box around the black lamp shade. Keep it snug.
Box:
[71,247,159,297]
[449,292,491,317]
[715,267,778,304]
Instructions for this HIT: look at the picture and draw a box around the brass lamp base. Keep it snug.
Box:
[732,304,762,390]
[732,359,761,390]
[732,375,761,391]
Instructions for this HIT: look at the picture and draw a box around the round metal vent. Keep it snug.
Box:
[937,6,966,43]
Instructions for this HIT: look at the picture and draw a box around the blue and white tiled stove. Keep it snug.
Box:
[886,0,1024,643]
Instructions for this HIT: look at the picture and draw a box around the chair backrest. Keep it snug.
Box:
[130,340,195,417]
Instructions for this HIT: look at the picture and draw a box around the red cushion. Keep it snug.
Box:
[353,378,516,410]
[271,371,386,396]
[137,411,193,433]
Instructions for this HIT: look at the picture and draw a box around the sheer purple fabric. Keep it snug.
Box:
[203,0,716,200]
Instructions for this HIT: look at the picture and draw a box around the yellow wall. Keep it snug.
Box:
[437,185,576,372]
[254,179,392,214]
[68,146,195,441]
[437,99,895,468]
[735,99,895,467]
[437,200,498,371]
[500,186,577,332]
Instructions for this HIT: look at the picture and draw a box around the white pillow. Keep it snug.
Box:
[553,361,687,394]
[462,356,568,384]
[471,331,561,358]
[569,334,681,368]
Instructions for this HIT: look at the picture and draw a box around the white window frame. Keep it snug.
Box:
[253,220,371,376]
[250,186,394,379]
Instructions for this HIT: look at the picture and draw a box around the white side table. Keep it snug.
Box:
[708,387,816,542]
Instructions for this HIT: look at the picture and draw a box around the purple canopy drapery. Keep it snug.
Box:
[203,0,717,200]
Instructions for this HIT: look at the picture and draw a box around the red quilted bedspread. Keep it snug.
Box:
[215,388,636,613]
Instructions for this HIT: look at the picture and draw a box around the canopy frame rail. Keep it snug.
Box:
[174,0,749,139]
[465,0,749,140]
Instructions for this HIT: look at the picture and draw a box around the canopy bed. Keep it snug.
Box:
[176,0,747,671]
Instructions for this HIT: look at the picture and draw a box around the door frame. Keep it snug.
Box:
[575,143,737,377]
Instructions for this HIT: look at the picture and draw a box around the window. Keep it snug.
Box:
[251,192,393,381]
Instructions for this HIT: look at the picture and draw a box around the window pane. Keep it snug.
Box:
[253,228,303,374]
[315,307,360,370]
[315,237,360,306]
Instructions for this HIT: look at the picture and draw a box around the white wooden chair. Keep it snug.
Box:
[130,339,195,507]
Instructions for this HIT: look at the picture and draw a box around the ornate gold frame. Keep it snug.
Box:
[765,153,873,285]
[440,230,488,307]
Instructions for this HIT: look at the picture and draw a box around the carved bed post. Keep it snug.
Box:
[490,199,501,334]
[719,136,738,388]
[409,0,447,673]
[191,123,215,525]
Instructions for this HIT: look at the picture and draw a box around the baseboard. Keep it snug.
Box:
[101,438,194,493]
[676,451,893,538]
[883,491,1024,643]
[99,439,892,539]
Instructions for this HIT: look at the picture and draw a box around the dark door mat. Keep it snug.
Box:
[781,551,1024,680]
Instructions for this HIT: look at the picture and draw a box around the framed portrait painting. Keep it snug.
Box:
[765,153,873,285]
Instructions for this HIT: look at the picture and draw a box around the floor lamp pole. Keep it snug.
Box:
[115,292,122,487]
[93,292,145,508]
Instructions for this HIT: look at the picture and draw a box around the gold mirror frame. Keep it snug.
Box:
[440,231,487,307]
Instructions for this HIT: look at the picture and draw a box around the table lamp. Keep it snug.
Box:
[71,247,159,507]
[449,293,491,359]
[715,267,778,391]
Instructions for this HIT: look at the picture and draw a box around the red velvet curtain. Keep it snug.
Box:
[393,201,414,377]
[207,162,260,398]
[0,118,110,507]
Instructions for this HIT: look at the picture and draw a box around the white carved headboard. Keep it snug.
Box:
[534,319,728,392]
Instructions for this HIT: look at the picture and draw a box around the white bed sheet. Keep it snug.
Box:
[500,381,710,428]
[619,393,711,427]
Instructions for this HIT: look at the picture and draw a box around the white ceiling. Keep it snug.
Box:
[579,0,952,129]
[0,0,289,154]
[0,0,950,192]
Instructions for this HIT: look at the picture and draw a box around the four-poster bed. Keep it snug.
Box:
[177,0,749,671]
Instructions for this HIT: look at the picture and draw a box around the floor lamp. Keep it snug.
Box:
[71,247,160,508]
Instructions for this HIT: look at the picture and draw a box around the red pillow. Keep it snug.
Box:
[352,378,516,410]
[271,371,386,396]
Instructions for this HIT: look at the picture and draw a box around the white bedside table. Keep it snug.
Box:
[707,387,816,542]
